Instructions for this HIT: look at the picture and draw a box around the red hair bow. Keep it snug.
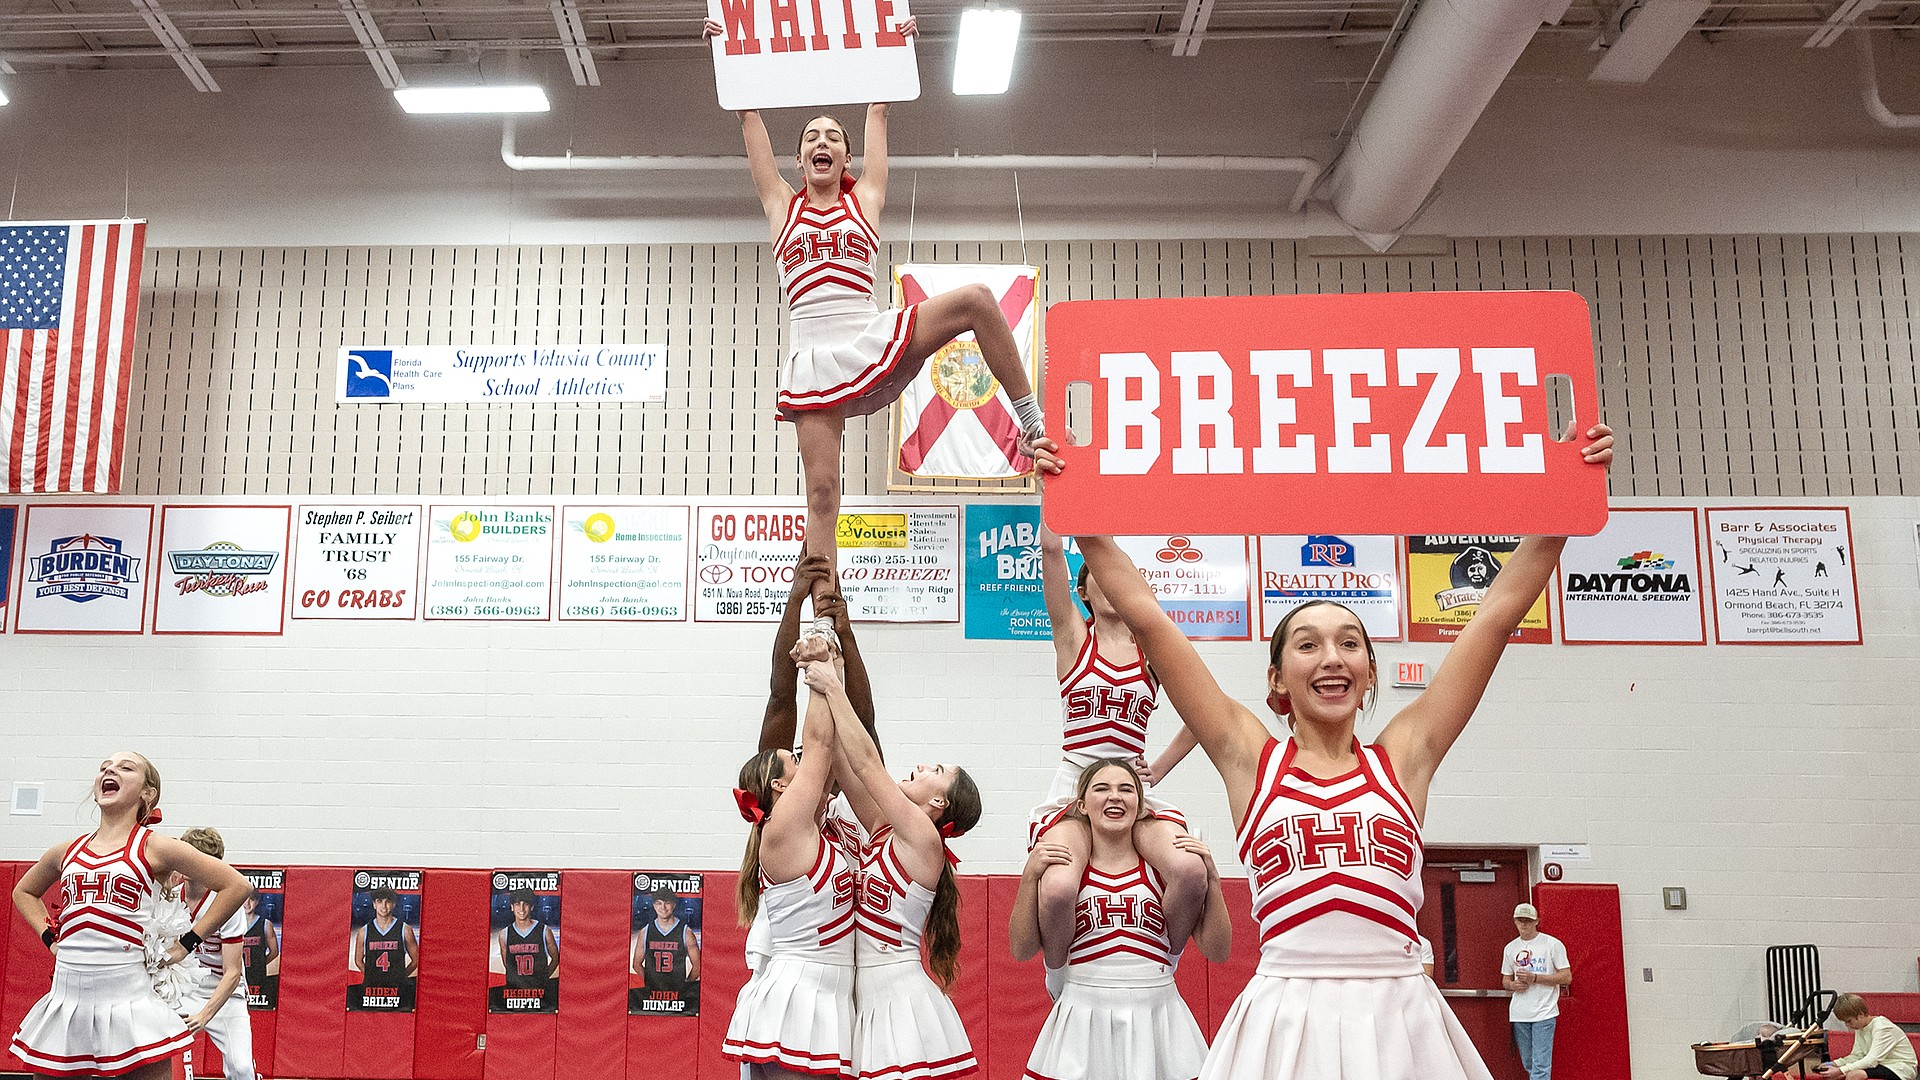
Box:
[943,846,961,869]
[840,171,858,194]
[143,808,164,825]
[937,820,962,839]
[733,788,767,824]
[1266,690,1291,717]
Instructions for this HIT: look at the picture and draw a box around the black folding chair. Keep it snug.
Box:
[1765,945,1825,1026]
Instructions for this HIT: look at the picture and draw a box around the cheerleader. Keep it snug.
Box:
[799,652,981,1080]
[723,645,855,1079]
[705,15,1049,637]
[1012,758,1228,1080]
[170,828,256,1080]
[9,752,251,1080]
[1070,425,1614,1080]
[1029,525,1207,970]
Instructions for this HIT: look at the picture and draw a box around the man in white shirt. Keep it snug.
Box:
[1502,902,1572,1080]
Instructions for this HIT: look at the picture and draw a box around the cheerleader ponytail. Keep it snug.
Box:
[735,749,784,926]
[923,768,981,990]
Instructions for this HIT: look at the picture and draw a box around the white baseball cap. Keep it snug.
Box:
[1513,903,1539,920]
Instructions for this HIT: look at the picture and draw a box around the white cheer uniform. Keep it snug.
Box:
[774,190,919,421]
[10,826,193,1076]
[1023,861,1206,1080]
[176,890,256,1080]
[749,797,868,975]
[1030,626,1186,846]
[724,831,859,1078]
[851,826,975,1080]
[1200,739,1493,1080]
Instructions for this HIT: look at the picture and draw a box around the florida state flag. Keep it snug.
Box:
[891,264,1038,481]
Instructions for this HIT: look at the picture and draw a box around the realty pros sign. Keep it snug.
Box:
[1042,292,1608,538]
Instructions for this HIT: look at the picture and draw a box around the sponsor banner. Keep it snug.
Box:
[1557,508,1705,645]
[692,506,807,622]
[892,264,1038,480]
[558,506,691,621]
[423,505,555,620]
[237,868,285,1009]
[630,872,703,1017]
[337,345,665,404]
[692,505,959,622]
[962,503,1083,640]
[1405,535,1551,644]
[0,505,14,629]
[349,869,421,1012]
[1256,534,1402,642]
[490,871,562,1013]
[707,0,918,112]
[1113,535,1252,641]
[292,505,422,620]
[1705,507,1861,645]
[839,505,960,622]
[14,503,154,633]
[1041,292,1608,538]
[153,505,292,635]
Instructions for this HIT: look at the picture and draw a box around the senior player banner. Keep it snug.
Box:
[1041,292,1607,537]
[1257,534,1402,642]
[336,345,666,404]
[707,0,918,111]
[1406,535,1551,644]
[1705,507,1860,645]
[292,505,422,620]
[152,505,291,635]
[962,502,1083,640]
[490,871,562,1013]
[1557,508,1706,645]
[1113,534,1252,641]
[348,869,421,1012]
[892,264,1038,481]
[630,872,703,1017]
[237,868,284,1009]
[423,505,554,620]
[558,505,691,621]
[14,502,153,633]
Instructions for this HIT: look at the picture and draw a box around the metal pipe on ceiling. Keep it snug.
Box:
[499,122,1326,212]
[1856,31,1920,129]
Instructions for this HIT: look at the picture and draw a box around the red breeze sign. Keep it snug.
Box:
[1041,292,1608,537]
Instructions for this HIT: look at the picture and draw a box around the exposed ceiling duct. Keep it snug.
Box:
[1322,0,1562,250]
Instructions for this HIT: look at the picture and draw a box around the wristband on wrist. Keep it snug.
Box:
[41,926,56,949]
[178,930,203,952]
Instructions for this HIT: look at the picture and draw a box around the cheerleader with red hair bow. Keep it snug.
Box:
[9,752,250,1080]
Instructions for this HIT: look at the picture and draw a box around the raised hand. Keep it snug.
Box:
[801,659,843,693]
[702,17,723,39]
[1028,435,1065,476]
[1581,423,1614,468]
[896,15,917,38]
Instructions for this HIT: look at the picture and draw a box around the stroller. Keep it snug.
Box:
[1692,1022,1828,1078]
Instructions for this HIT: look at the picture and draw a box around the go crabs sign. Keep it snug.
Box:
[1041,291,1609,537]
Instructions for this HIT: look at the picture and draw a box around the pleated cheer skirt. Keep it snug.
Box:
[10,960,192,1076]
[778,306,920,420]
[1200,973,1495,1080]
[1023,972,1206,1080]
[723,955,857,1078]
[852,957,976,1080]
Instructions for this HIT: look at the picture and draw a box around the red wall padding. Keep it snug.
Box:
[1535,882,1632,1080]
[414,870,488,1080]
[273,866,350,1079]
[1,861,1633,1080]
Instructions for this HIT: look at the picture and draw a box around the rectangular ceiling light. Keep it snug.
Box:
[953,8,1022,96]
[395,85,551,114]
[1589,0,1711,84]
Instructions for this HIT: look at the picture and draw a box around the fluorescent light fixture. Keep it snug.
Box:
[0,89,10,107]
[953,8,1022,96]
[395,85,550,114]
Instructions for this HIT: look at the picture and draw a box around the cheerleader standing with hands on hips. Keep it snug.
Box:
[10,752,251,1080]
[1058,425,1613,1079]
[705,14,1051,644]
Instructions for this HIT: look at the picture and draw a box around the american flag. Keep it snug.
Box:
[0,220,147,494]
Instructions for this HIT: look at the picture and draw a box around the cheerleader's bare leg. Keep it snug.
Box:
[1036,818,1091,969]
[899,285,1045,445]
[792,410,848,617]
[1133,817,1208,957]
